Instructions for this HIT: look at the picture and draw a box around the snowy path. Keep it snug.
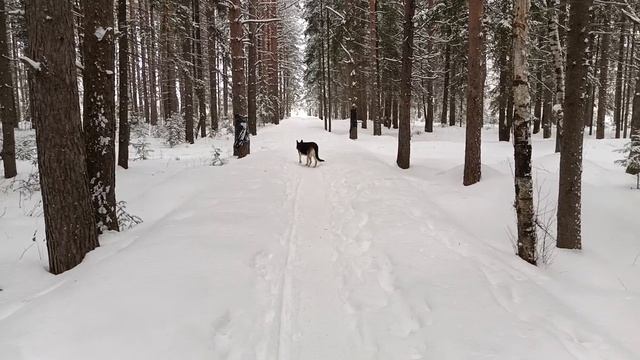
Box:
[1,117,639,359]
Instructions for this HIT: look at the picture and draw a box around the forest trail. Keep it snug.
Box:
[1,117,638,360]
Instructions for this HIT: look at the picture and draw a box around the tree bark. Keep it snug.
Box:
[557,0,593,249]
[192,0,207,138]
[118,0,129,169]
[549,0,565,152]
[512,0,537,265]
[208,3,219,131]
[370,0,381,136]
[247,0,257,135]
[613,16,626,139]
[179,0,194,144]
[229,0,250,157]
[25,0,99,274]
[596,12,610,140]
[463,0,484,186]
[0,0,17,178]
[396,0,414,169]
[83,0,120,232]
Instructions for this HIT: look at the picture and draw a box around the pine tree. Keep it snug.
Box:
[25,0,99,274]
[0,0,16,179]
[396,0,414,169]
[463,0,484,186]
[83,0,120,232]
[557,0,593,249]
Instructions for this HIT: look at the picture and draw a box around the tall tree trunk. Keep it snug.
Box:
[25,0,99,274]
[118,0,129,169]
[0,0,16,178]
[596,12,610,140]
[139,0,150,124]
[613,17,626,139]
[180,0,194,144]
[557,0,593,249]
[326,6,332,132]
[448,78,456,126]
[193,0,206,138]
[208,3,219,131]
[542,67,553,138]
[396,0,414,169]
[148,0,159,125]
[550,0,565,152]
[463,0,484,186]
[440,41,450,126]
[513,0,536,265]
[83,0,120,233]
[347,0,357,139]
[370,0,381,136]
[229,0,250,157]
[498,49,509,141]
[223,50,229,118]
[626,62,640,175]
[247,0,257,135]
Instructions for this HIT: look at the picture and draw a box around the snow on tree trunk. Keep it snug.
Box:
[0,0,17,179]
[463,0,484,186]
[556,0,593,250]
[396,0,414,169]
[83,0,120,233]
[512,0,537,265]
[229,0,250,157]
[25,0,99,274]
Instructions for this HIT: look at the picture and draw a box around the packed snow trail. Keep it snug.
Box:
[1,117,639,359]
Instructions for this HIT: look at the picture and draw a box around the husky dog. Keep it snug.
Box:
[296,140,325,167]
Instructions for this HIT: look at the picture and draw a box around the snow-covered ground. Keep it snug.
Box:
[0,117,638,359]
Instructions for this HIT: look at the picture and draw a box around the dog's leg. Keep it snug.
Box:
[298,151,301,164]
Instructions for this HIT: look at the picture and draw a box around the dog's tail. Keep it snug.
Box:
[316,147,325,162]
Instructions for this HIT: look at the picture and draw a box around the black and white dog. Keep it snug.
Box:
[296,140,325,167]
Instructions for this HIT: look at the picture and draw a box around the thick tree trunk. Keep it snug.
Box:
[596,13,610,140]
[463,0,484,186]
[396,0,414,169]
[229,0,250,157]
[83,0,120,233]
[118,0,129,169]
[25,0,99,274]
[512,0,537,265]
[392,94,399,129]
[0,0,17,178]
[557,0,593,249]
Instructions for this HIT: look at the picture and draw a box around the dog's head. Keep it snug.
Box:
[296,139,303,150]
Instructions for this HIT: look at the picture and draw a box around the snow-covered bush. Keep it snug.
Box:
[15,134,37,162]
[130,121,153,161]
[154,114,185,147]
[614,141,640,189]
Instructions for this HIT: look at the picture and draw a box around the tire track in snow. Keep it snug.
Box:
[274,169,301,360]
